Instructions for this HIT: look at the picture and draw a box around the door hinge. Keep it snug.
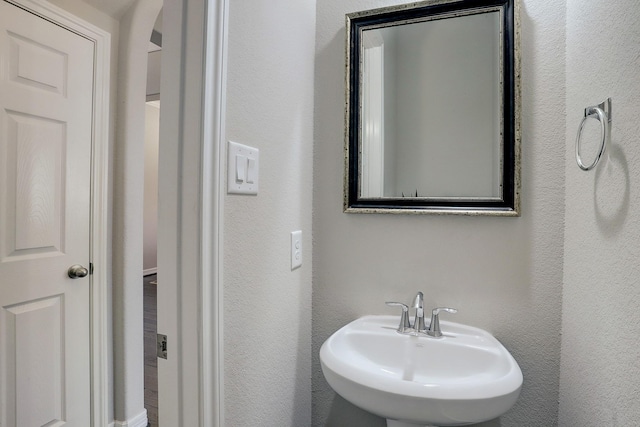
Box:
[157,334,167,359]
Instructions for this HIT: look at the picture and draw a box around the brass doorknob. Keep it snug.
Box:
[68,264,89,279]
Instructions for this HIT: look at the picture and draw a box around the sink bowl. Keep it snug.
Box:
[320,315,522,427]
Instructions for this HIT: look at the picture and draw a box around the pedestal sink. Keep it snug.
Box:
[320,315,522,427]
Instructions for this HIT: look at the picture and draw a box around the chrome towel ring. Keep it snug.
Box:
[575,98,612,171]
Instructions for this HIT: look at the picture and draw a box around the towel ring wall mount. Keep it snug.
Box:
[575,98,612,171]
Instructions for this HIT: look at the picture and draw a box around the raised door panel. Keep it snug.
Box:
[8,31,68,95]
[2,296,64,427]
[1,111,66,260]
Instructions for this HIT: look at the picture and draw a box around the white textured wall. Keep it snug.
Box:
[560,1,640,425]
[111,0,162,422]
[224,0,316,425]
[313,1,565,426]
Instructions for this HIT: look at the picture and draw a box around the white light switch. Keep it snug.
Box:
[246,158,256,184]
[291,230,302,270]
[236,154,246,182]
[228,141,259,194]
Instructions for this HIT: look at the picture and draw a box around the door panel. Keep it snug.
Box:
[8,31,68,95]
[5,111,65,258]
[4,295,64,427]
[0,1,95,425]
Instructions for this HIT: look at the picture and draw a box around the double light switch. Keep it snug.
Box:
[228,141,259,194]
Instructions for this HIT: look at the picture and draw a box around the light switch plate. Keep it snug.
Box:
[228,141,259,194]
[291,230,302,270]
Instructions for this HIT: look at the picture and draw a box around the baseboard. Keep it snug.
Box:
[143,267,157,276]
[112,409,148,427]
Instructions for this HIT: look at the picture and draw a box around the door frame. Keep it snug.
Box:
[3,1,112,425]
[157,0,227,425]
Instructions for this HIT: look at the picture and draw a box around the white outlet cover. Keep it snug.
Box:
[228,141,259,195]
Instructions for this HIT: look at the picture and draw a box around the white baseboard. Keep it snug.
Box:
[143,267,157,276]
[112,409,148,427]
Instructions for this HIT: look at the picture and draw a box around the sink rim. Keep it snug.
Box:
[320,315,523,401]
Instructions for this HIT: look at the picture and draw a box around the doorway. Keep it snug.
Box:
[1,1,226,425]
[143,99,160,425]
[143,14,162,426]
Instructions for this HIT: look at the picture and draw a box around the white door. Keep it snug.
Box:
[0,1,95,425]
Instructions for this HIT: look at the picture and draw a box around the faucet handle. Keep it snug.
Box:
[385,302,411,333]
[428,307,458,338]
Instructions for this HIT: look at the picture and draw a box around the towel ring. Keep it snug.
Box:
[575,98,612,171]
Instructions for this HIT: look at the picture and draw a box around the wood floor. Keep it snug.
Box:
[144,274,158,427]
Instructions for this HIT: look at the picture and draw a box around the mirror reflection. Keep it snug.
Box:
[345,0,519,215]
[361,12,502,199]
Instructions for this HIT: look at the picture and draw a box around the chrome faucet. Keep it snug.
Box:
[386,292,457,338]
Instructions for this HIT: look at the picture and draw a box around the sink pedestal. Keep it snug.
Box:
[387,420,436,427]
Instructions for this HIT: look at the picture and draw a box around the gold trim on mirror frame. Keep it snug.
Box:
[343,0,521,216]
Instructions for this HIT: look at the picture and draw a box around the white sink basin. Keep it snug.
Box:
[320,315,522,426]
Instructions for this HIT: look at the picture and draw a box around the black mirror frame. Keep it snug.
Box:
[344,0,520,216]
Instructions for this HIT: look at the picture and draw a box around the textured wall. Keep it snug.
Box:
[312,1,565,426]
[111,0,162,422]
[560,1,640,425]
[224,0,316,425]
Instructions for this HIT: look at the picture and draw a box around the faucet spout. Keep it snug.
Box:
[414,291,424,310]
[413,292,426,332]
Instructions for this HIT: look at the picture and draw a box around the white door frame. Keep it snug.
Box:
[361,31,385,198]
[200,1,227,425]
[158,0,227,425]
[2,0,111,425]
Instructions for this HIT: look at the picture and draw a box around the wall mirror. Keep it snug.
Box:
[344,0,520,215]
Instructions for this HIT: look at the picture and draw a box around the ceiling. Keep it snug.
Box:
[80,0,136,19]
[76,0,162,51]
